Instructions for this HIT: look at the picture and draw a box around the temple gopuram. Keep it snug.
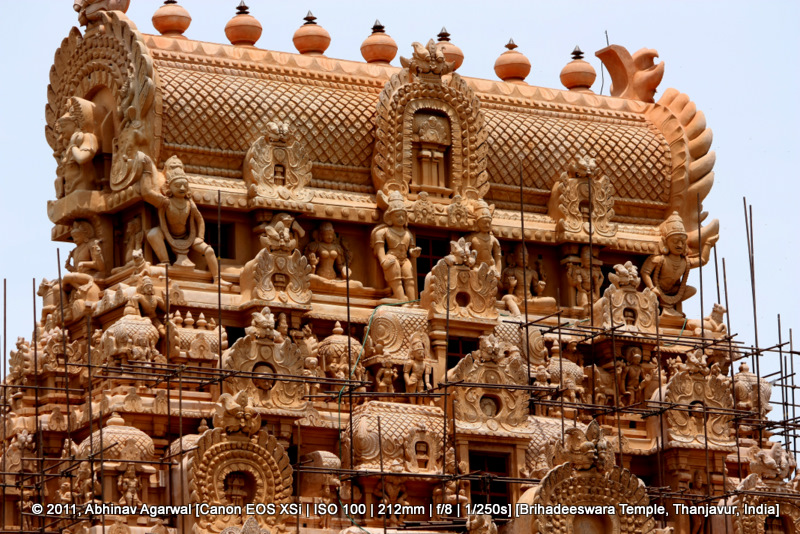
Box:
[1,1,798,533]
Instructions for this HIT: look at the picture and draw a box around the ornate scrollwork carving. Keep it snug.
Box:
[420,238,498,320]
[244,121,313,205]
[373,41,488,201]
[664,350,734,448]
[548,154,617,243]
[593,262,658,334]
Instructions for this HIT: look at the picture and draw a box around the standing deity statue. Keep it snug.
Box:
[371,191,422,300]
[55,97,98,197]
[641,212,715,316]
[464,200,501,275]
[375,359,398,393]
[619,346,644,406]
[501,244,547,316]
[567,245,604,310]
[305,222,352,280]
[403,333,432,404]
[143,156,227,285]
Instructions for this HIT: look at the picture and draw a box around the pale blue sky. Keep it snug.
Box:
[0,1,797,393]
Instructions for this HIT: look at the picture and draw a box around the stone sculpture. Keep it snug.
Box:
[55,97,99,197]
[143,156,226,284]
[371,191,422,300]
[500,244,555,315]
[305,222,351,281]
[404,333,433,404]
[464,200,501,274]
[642,212,714,316]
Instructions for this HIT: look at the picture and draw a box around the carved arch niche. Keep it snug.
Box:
[46,11,161,199]
[373,44,489,203]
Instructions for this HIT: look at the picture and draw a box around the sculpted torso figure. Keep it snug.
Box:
[404,335,432,404]
[465,201,501,274]
[125,276,166,335]
[620,347,644,406]
[642,212,714,316]
[306,222,351,280]
[371,192,421,300]
[56,97,98,197]
[143,156,227,285]
[501,244,545,316]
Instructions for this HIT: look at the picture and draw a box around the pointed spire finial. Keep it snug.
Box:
[438,27,451,42]
[372,19,385,33]
[505,38,517,51]
[304,11,317,25]
[571,46,584,60]
[236,1,249,15]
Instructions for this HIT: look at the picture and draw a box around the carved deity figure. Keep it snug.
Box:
[65,220,105,278]
[117,464,141,507]
[465,200,501,275]
[567,246,603,310]
[258,212,305,253]
[143,156,227,285]
[619,346,644,406]
[501,244,547,316]
[404,333,432,404]
[375,359,398,393]
[303,356,323,398]
[371,191,422,300]
[305,222,351,280]
[55,97,98,197]
[123,218,144,264]
[124,276,166,335]
[641,212,713,316]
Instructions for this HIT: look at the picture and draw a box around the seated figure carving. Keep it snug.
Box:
[641,212,715,316]
[500,244,555,316]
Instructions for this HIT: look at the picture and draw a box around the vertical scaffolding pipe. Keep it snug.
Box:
[722,259,742,476]
[518,162,530,381]
[742,199,763,445]
[56,249,76,510]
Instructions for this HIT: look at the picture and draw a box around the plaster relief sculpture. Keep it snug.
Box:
[500,244,556,316]
[317,322,364,388]
[305,222,352,281]
[446,335,528,431]
[664,350,734,448]
[190,392,293,534]
[403,333,433,404]
[371,191,421,301]
[73,0,130,26]
[642,212,715,317]
[595,45,665,103]
[548,155,617,243]
[533,420,656,534]
[730,444,800,534]
[619,346,645,407]
[221,308,309,411]
[733,362,773,419]
[244,121,313,205]
[373,41,488,200]
[565,245,603,312]
[420,237,498,320]
[55,97,99,197]
[111,69,155,192]
[465,200,501,275]
[241,213,312,306]
[593,262,658,334]
[143,156,227,285]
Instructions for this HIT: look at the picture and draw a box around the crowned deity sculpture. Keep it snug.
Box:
[65,220,105,279]
[641,212,713,316]
[143,156,227,285]
[403,333,433,404]
[464,200,501,275]
[501,243,553,316]
[371,191,422,300]
[55,97,99,197]
[305,222,352,281]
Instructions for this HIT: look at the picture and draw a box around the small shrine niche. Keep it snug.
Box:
[411,111,452,197]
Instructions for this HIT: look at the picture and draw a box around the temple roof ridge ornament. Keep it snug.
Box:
[400,39,455,82]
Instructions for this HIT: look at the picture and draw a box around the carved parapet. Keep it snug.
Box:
[593,262,658,334]
[240,248,312,308]
[348,401,443,473]
[188,427,293,534]
[547,155,617,245]
[99,314,160,364]
[447,335,529,432]
[168,311,227,362]
[420,239,499,321]
[664,351,734,449]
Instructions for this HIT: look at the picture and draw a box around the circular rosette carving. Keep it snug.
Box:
[189,429,293,534]
[370,315,404,354]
